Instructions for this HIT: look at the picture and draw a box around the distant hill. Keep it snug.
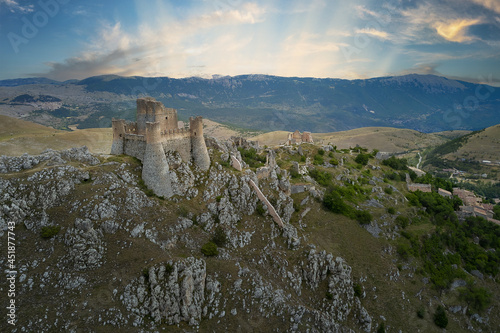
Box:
[1,74,499,133]
[425,124,500,163]
[251,127,450,153]
[0,77,62,86]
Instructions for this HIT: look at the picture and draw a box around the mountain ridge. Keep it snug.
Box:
[1,74,498,133]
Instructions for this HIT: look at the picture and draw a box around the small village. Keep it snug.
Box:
[406,173,500,225]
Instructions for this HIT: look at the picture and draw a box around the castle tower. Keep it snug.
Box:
[190,116,210,171]
[136,97,179,135]
[111,118,125,155]
[142,122,173,198]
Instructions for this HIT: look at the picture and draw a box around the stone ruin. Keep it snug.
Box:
[111,97,210,198]
[285,130,314,145]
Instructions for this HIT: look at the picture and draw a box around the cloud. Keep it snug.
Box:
[393,2,486,44]
[34,3,268,80]
[355,28,390,40]
[469,0,500,14]
[399,62,443,76]
[355,5,380,20]
[434,18,483,42]
[0,0,33,13]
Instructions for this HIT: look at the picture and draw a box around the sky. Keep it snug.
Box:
[0,0,499,85]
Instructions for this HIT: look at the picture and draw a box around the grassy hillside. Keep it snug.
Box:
[252,127,450,153]
[0,115,112,156]
[442,124,500,162]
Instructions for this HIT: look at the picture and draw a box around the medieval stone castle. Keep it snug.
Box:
[111,97,210,198]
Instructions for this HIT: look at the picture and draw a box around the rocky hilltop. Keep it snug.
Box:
[0,142,498,332]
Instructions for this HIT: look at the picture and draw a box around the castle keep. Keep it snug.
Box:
[111,97,210,198]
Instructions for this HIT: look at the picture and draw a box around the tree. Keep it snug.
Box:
[459,286,492,313]
[433,305,448,328]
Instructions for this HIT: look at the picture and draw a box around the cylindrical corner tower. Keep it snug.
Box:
[142,121,173,198]
[190,116,210,171]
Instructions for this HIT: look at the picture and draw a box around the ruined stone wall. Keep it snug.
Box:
[248,180,284,228]
[124,121,138,134]
[162,137,192,162]
[123,135,146,161]
[302,132,313,143]
[407,183,432,192]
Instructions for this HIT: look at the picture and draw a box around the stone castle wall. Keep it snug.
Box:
[163,137,192,162]
[123,135,146,161]
[111,97,210,198]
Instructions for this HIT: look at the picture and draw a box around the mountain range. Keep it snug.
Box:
[0,74,498,133]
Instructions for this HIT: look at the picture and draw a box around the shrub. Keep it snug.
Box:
[376,322,385,333]
[309,169,332,187]
[293,202,300,213]
[355,210,372,225]
[215,195,223,202]
[387,207,396,214]
[256,203,266,216]
[355,153,370,166]
[395,216,409,229]
[433,305,448,328]
[212,227,228,247]
[165,263,174,275]
[323,191,351,215]
[40,226,60,238]
[325,292,333,300]
[384,187,393,195]
[313,154,324,165]
[397,243,411,260]
[417,307,425,319]
[382,156,408,170]
[329,158,339,166]
[142,268,149,280]
[353,284,362,297]
[300,155,306,162]
[178,206,189,218]
[238,147,266,168]
[318,148,325,155]
[290,168,300,179]
[201,241,219,256]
